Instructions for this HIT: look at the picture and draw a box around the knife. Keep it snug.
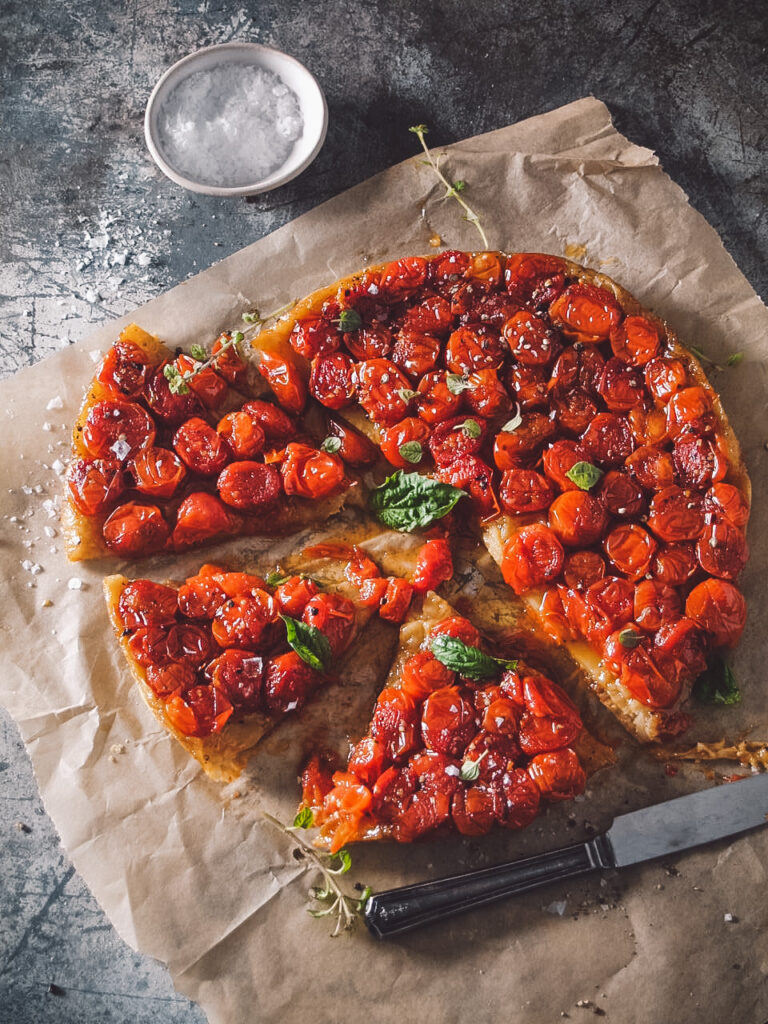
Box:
[364,772,768,939]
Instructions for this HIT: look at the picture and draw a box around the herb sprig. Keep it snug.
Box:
[688,345,744,371]
[409,125,489,249]
[263,812,372,936]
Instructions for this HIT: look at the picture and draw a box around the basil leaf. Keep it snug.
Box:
[280,614,331,672]
[335,308,362,332]
[398,440,423,464]
[455,418,481,439]
[369,470,465,532]
[618,628,644,649]
[693,655,741,706]
[501,406,523,432]
[446,373,470,396]
[293,806,314,829]
[321,436,342,454]
[565,461,603,491]
[430,634,500,681]
[189,344,207,361]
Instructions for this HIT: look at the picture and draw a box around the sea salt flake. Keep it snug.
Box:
[68,578,86,591]
[46,395,63,410]
[21,560,43,574]
[42,422,53,432]
[51,459,66,476]
[546,900,568,916]
[44,526,57,538]
[110,439,131,461]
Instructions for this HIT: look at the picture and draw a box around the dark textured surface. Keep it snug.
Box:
[1,1,766,1021]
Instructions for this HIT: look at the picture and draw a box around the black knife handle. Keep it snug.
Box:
[364,834,614,939]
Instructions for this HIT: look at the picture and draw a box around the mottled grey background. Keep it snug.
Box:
[1,1,766,1021]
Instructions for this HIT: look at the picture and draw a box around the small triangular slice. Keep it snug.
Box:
[299,592,587,851]
[104,559,373,782]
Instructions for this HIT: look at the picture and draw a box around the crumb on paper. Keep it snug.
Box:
[564,242,588,263]
[42,599,53,608]
[110,744,126,756]
[724,912,738,923]
[429,234,442,248]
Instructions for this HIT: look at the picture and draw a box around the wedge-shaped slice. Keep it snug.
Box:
[299,592,587,852]
[105,561,372,782]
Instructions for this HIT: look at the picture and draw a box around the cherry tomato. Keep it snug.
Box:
[597,470,646,519]
[506,363,548,409]
[343,324,393,361]
[597,357,645,412]
[379,577,414,623]
[704,483,748,528]
[211,333,249,387]
[445,324,506,375]
[430,615,482,649]
[648,486,704,542]
[686,578,746,648]
[216,461,281,511]
[300,752,337,809]
[358,577,388,607]
[563,550,606,590]
[603,523,657,579]
[644,357,688,404]
[82,400,155,460]
[173,418,229,476]
[178,574,227,619]
[654,618,707,685]
[274,576,319,618]
[118,580,178,630]
[580,413,634,467]
[652,542,697,585]
[609,315,661,366]
[130,446,186,499]
[302,593,356,655]
[696,520,748,580]
[380,257,427,300]
[393,768,456,841]
[289,315,340,359]
[215,572,270,600]
[127,626,171,668]
[356,358,413,424]
[437,454,499,518]
[541,440,586,491]
[205,650,264,712]
[428,415,486,467]
[212,589,277,648]
[68,457,125,516]
[98,340,151,398]
[145,365,205,425]
[628,406,669,447]
[585,576,634,639]
[370,687,420,761]
[216,410,265,459]
[673,435,727,489]
[551,387,599,435]
[666,386,714,439]
[172,492,238,549]
[451,783,497,836]
[164,623,214,666]
[412,538,454,593]
[464,368,510,418]
[415,370,463,425]
[633,579,682,631]
[263,651,323,713]
[500,768,542,827]
[340,545,380,588]
[103,502,169,556]
[241,399,296,442]
[257,351,307,414]
[625,445,676,490]
[173,354,228,409]
[323,417,378,466]
[421,686,477,757]
[535,587,575,643]
[379,417,431,468]
[493,412,556,468]
[401,651,455,699]
[391,328,441,378]
[499,468,555,514]
[501,523,564,594]
[549,346,605,396]
[518,675,581,755]
[165,685,233,738]
[403,294,453,334]
[549,283,623,343]
[372,764,417,822]
[502,310,560,366]
[465,251,504,288]
[347,737,388,786]
[504,253,567,307]
[280,442,345,500]
[549,490,609,547]
[605,634,680,708]
[528,748,585,801]
[428,249,471,286]
[145,661,196,698]
[309,352,356,409]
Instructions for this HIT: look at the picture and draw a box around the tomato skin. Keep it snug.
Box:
[309,352,356,409]
[241,399,296,443]
[378,577,414,623]
[415,370,463,425]
[502,309,560,367]
[611,640,681,709]
[146,365,205,425]
[172,492,239,549]
[451,783,497,836]
[127,626,171,668]
[597,358,645,412]
[164,623,214,666]
[603,523,657,579]
[551,387,598,435]
[500,468,555,514]
[580,412,634,467]
[370,687,420,762]
[429,616,482,649]
[464,368,509,418]
[212,589,278,648]
[118,580,178,629]
[391,328,441,378]
[584,576,634,641]
[211,334,249,387]
[274,576,319,618]
[628,406,669,447]
[626,445,675,491]
[324,418,378,466]
[549,345,605,397]
[129,446,185,500]
[205,650,264,712]
[173,354,228,409]
[609,314,661,366]
[673,435,727,489]
[217,461,282,511]
[173,418,229,476]
[302,593,356,656]
[666,386,714,440]
[421,686,477,757]
[541,439,585,491]
[518,675,581,755]
[654,618,707,685]
[652,542,697,586]
[704,483,749,528]
[696,520,748,580]
[177,575,228,619]
[506,363,548,409]
[146,661,196,698]
[686,578,746,647]
[280,443,345,500]
[648,486,704,542]
[549,283,623,343]
[403,294,454,335]
[645,357,687,403]
[165,685,233,738]
[103,502,170,557]
[263,651,323,714]
[68,457,125,516]
[343,323,393,361]
[98,341,151,398]
[528,748,585,801]
[634,579,682,631]
[548,490,609,547]
[216,410,265,459]
[445,324,506,375]
[380,256,427,300]
[501,523,565,595]
[493,412,556,467]
[347,737,388,786]
[504,253,567,308]
[563,549,605,590]
[82,400,156,460]
[597,470,646,519]
[289,315,340,360]
[412,538,454,593]
[428,415,486,467]
[257,351,307,414]
[356,358,413,424]
[379,417,431,468]
[500,768,542,828]
[537,587,576,643]
[437,454,499,518]
[401,651,455,699]
[372,764,417,822]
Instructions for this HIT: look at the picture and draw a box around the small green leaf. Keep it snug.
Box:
[242,310,262,324]
[231,330,244,344]
[501,407,523,432]
[409,123,429,135]
[452,180,466,192]
[460,750,487,782]
[293,806,314,829]
[280,614,332,672]
[446,373,470,396]
[369,470,465,532]
[335,308,363,333]
[430,634,501,681]
[398,387,417,403]
[163,363,190,395]
[321,436,342,454]
[398,440,423,464]
[332,848,352,874]
[618,628,644,649]
[189,344,207,362]
[265,570,291,587]
[693,655,741,706]
[565,461,604,491]
[356,885,373,909]
[454,418,481,439]
[727,352,744,367]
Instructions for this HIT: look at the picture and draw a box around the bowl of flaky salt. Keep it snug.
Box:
[144,42,328,196]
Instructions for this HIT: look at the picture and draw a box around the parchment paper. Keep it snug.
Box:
[2,97,768,1024]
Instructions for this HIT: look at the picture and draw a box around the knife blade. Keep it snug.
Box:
[364,772,768,939]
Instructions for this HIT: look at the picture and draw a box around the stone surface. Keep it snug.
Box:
[0,1,766,1021]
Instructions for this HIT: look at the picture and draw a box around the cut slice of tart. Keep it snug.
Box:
[298,592,587,852]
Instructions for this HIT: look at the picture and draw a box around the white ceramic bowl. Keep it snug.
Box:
[144,42,328,197]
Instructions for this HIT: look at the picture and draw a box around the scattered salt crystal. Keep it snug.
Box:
[110,439,131,461]
[89,350,102,363]
[46,395,63,411]
[724,912,737,923]
[156,63,304,188]
[51,459,66,476]
[21,485,33,495]
[42,498,59,518]
[42,422,53,432]
[9,516,19,524]
[68,578,86,591]
[33,484,44,493]
[83,287,100,304]
[546,900,568,916]
[21,560,42,574]
[136,252,152,267]
[44,526,57,538]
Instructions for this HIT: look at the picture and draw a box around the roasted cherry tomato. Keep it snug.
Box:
[356,358,413,424]
[633,579,682,631]
[499,468,555,514]
[445,324,506,375]
[380,257,427,300]
[673,435,727,489]
[274,576,319,618]
[391,328,441,378]
[241,399,296,442]
[648,486,704,542]
[370,687,420,761]
[415,370,463,425]
[379,577,414,623]
[428,415,486,467]
[103,501,169,556]
[211,333,249,387]
[626,445,675,490]
[302,592,356,655]
[289,315,340,359]
[173,354,228,409]
[257,351,307,414]
[177,573,228,619]
[628,406,669,447]
[502,310,560,366]
[400,651,455,699]
[324,417,379,466]
[412,538,454,593]
[173,417,229,476]
[145,365,205,425]
[551,387,598,435]
[597,357,645,412]
[704,482,749,528]
[603,523,657,579]
[654,618,707,685]
[549,345,605,396]
[604,632,680,708]
[501,523,564,594]
[421,686,477,757]
[403,294,453,334]
[309,352,356,409]
[98,340,151,398]
[451,783,497,836]
[549,283,623,343]
[584,576,634,641]
[506,363,548,409]
[464,368,510,418]
[644,357,688,404]
[263,651,323,713]
[118,580,178,629]
[430,615,482,649]
[580,412,634,467]
[609,315,661,366]
[212,589,278,648]
[165,685,233,738]
[528,748,585,801]
[205,650,264,712]
[68,457,125,516]
[172,492,238,549]
[652,542,697,586]
[548,490,609,547]
[666,386,715,439]
[280,442,345,500]
[130,446,186,499]
[216,461,282,511]
[696,520,748,580]
[164,623,214,666]
[541,440,585,491]
[343,323,393,361]
[504,253,567,308]
[216,410,265,459]
[145,661,196,698]
[597,469,646,519]
[82,400,155,460]
[493,412,556,468]
[563,549,606,591]
[686,578,746,648]
[347,737,388,786]
[437,454,499,518]
[379,417,431,468]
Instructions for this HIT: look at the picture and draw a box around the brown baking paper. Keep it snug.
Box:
[2,96,768,1024]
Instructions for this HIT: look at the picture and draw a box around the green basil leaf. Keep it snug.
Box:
[618,628,644,649]
[454,418,481,439]
[293,806,314,829]
[369,470,465,532]
[501,406,523,432]
[430,634,500,681]
[446,373,471,396]
[280,614,332,672]
[398,441,423,464]
[565,461,603,491]
[335,308,362,332]
[321,436,342,454]
[189,344,207,361]
[693,655,741,706]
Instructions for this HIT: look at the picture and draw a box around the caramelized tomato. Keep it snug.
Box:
[644,357,687,403]
[323,418,379,466]
[437,454,499,518]
[528,748,585,800]
[216,410,265,459]
[206,649,264,711]
[217,461,282,511]
[499,468,555,514]
[696,520,748,580]
[609,315,661,366]
[165,685,233,737]
[118,580,178,629]
[172,492,238,548]
[501,523,564,594]
[257,351,307,414]
[173,418,229,476]
[131,446,186,499]
[603,523,657,579]
[703,483,749,528]
[415,370,463,425]
[493,412,556,467]
[103,502,169,557]
[263,651,323,713]
[580,412,634,467]
[685,578,746,647]
[391,329,441,378]
[379,417,431,468]
[356,358,413,424]
[549,283,623,343]
[647,487,704,542]
[68,457,125,516]
[98,340,151,398]
[289,315,340,359]
[502,310,560,366]
[504,253,567,307]
[412,538,454,593]
[302,593,356,656]
[428,415,486,467]
[280,443,345,500]
[309,352,356,409]
[82,400,155,460]
[548,490,609,547]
